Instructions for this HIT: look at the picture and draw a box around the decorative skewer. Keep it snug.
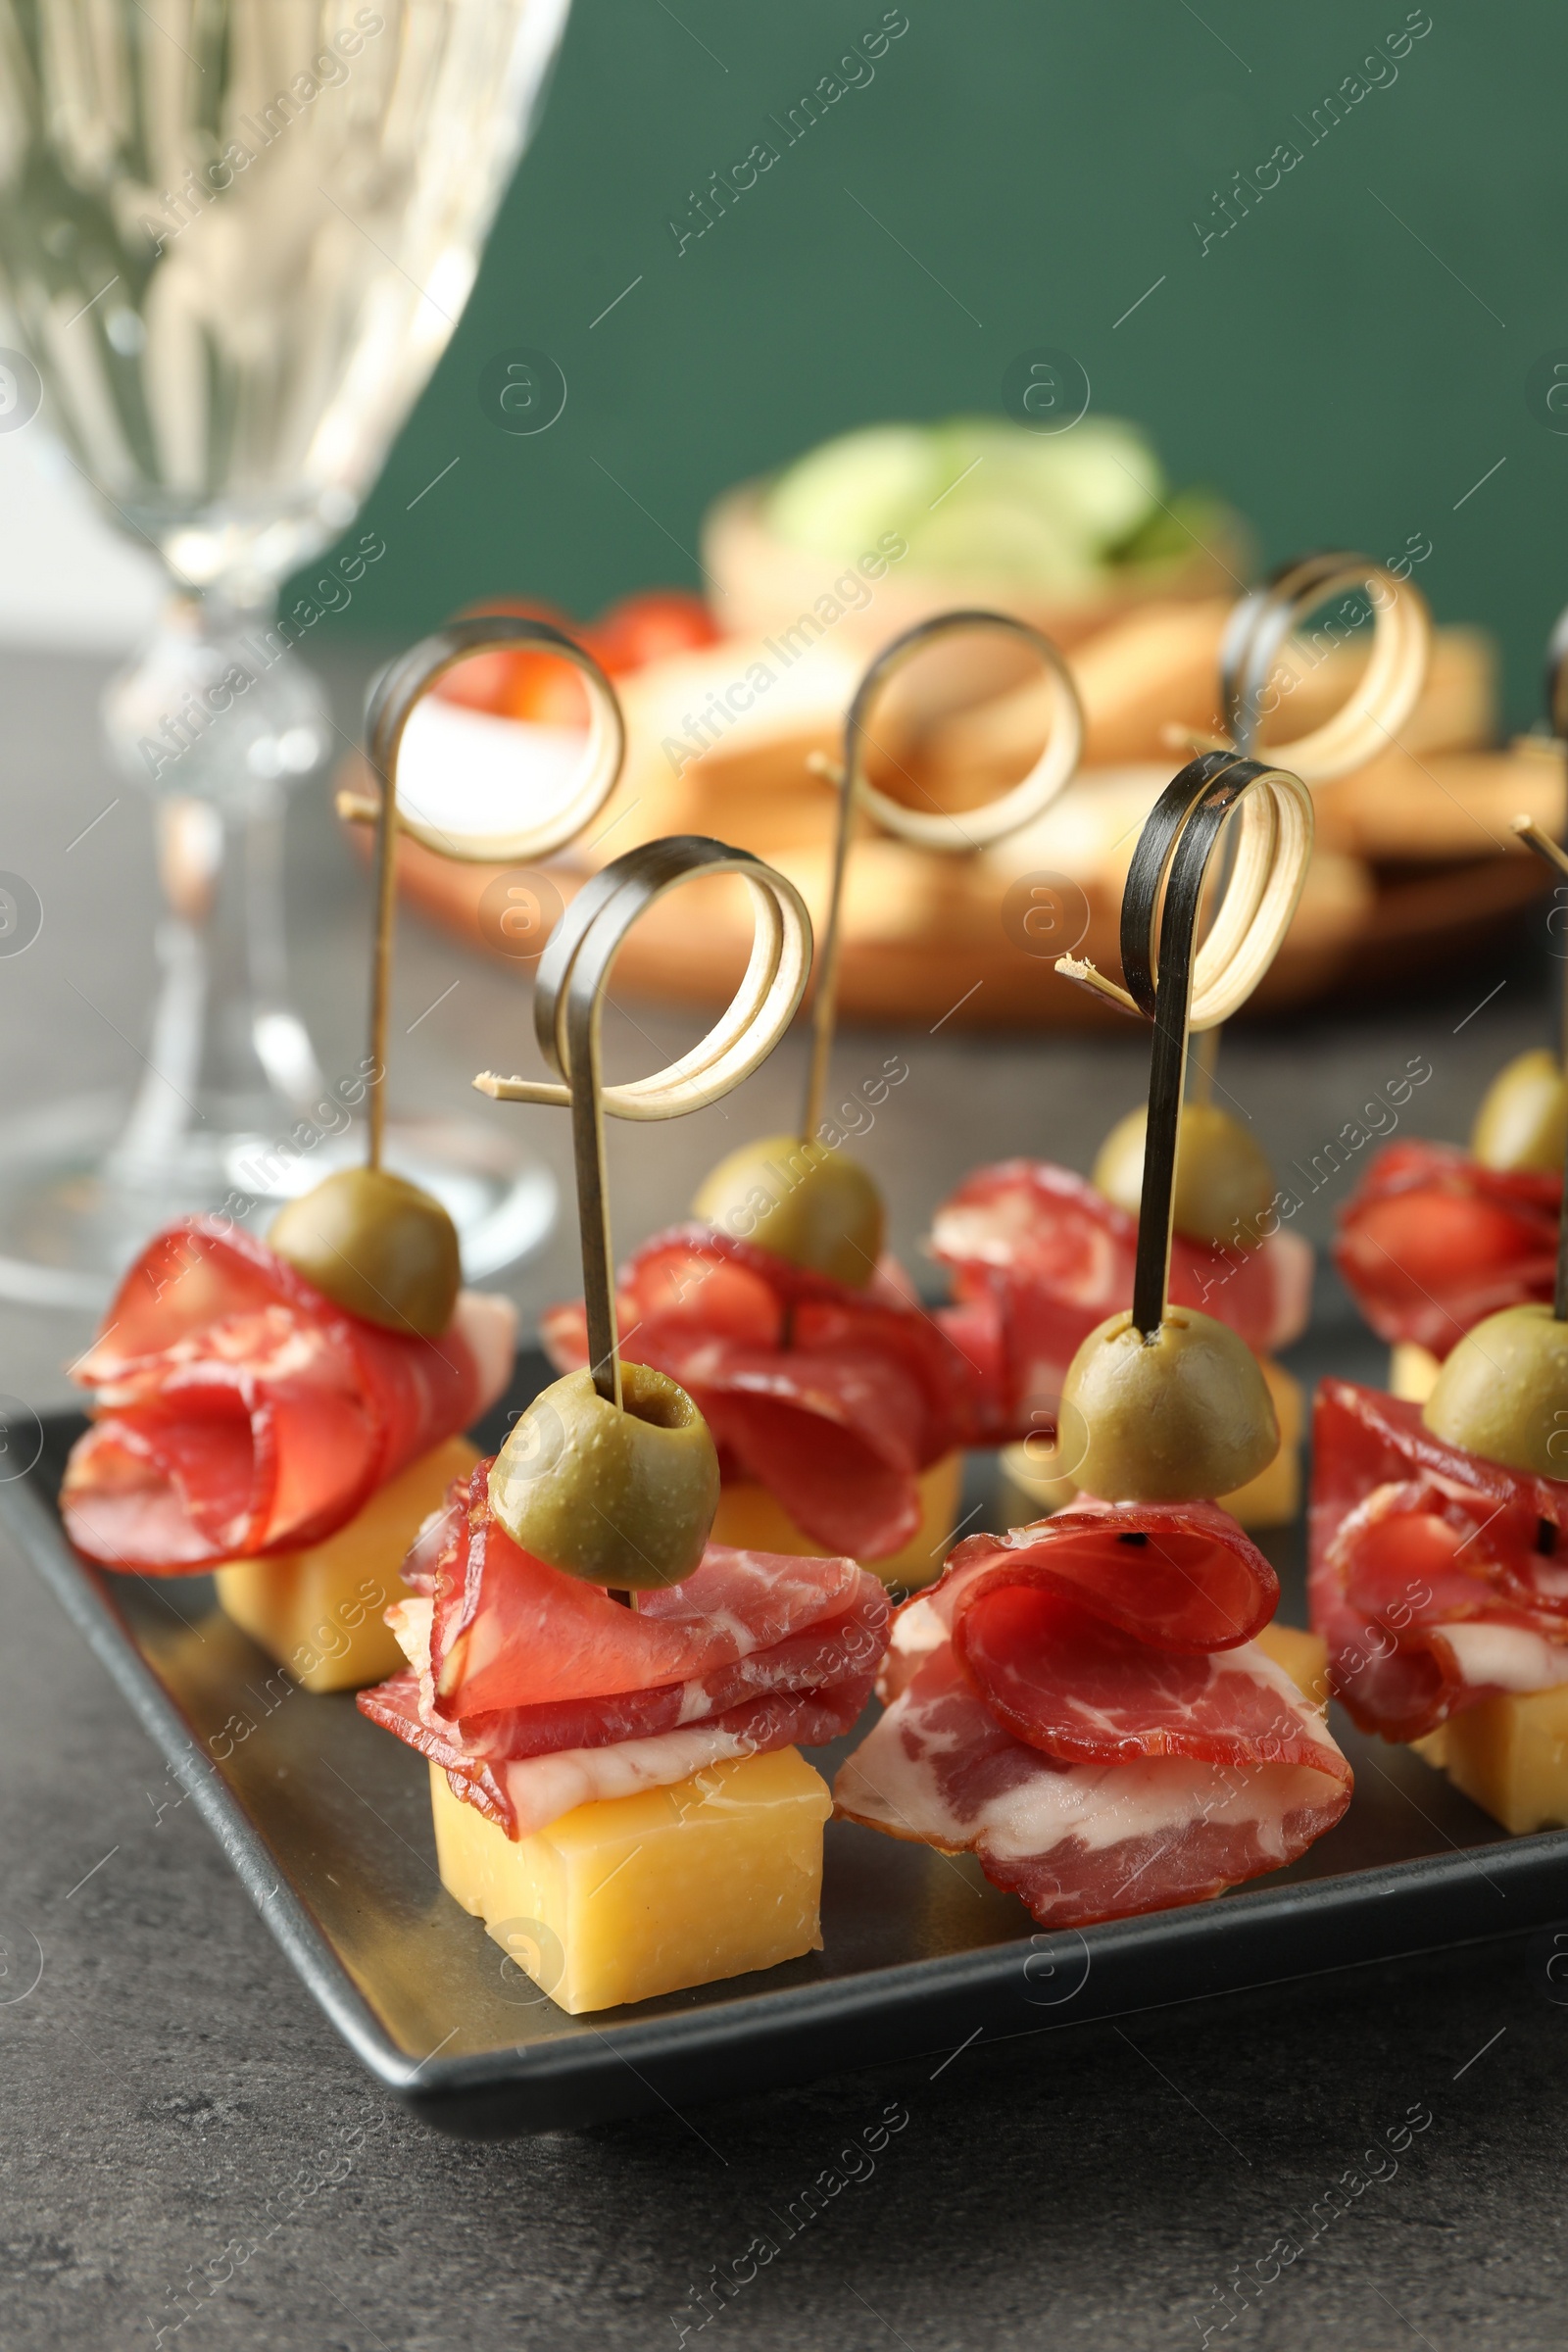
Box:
[1052,748,1313,1505]
[269,617,625,1336]
[1139,553,1433,1183]
[800,609,1085,1145]
[1512,815,1568,1321]
[1219,549,1432,774]
[1119,752,1313,1336]
[345,614,626,1171]
[476,834,813,1600]
[1544,607,1568,1070]
[1468,615,1568,1180]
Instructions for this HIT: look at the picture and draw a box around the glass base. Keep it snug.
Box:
[0,1094,558,1312]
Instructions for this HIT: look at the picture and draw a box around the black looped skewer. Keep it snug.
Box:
[1116,752,1313,1338]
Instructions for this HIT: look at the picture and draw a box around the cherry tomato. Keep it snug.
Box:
[434,598,590,727]
[590,589,720,675]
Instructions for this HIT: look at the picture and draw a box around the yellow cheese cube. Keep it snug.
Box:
[1254,1620,1330,1708]
[1390,1342,1442,1403]
[430,1746,832,2014]
[1000,1360,1301,1533]
[710,1449,962,1588]
[1413,1688,1568,1835]
[215,1437,477,1692]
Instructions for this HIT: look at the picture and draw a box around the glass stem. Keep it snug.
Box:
[102,585,330,1187]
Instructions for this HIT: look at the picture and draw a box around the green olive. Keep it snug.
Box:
[1092,1102,1277,1249]
[1057,1306,1279,1503]
[488,1362,719,1589]
[1423,1303,1568,1479]
[693,1134,885,1288]
[1470,1049,1567,1174]
[269,1167,461,1337]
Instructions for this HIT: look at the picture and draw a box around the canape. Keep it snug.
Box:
[837,746,1353,1922]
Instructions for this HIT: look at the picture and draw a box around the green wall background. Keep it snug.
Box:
[318,0,1563,727]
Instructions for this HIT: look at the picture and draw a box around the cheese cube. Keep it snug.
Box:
[1001,1360,1301,1533]
[1414,1689,1568,1835]
[430,1747,833,2013]
[710,1449,962,1588]
[1254,1620,1330,1708]
[1390,1343,1442,1403]
[215,1437,477,1692]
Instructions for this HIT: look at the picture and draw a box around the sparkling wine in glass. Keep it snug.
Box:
[0,0,570,1303]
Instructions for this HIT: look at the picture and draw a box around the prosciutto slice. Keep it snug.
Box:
[835,1500,1350,1929]
[929,1161,1312,1438]
[61,1218,515,1573]
[359,1461,889,1838]
[1334,1142,1560,1358]
[540,1225,977,1559]
[1309,1379,1568,1741]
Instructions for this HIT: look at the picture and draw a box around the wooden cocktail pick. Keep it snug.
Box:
[800,609,1085,1144]
[475,834,812,1600]
[270,618,626,1335]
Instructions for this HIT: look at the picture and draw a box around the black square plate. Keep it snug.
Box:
[9,1337,1566,2137]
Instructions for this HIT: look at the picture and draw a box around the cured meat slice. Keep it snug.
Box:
[1334,1141,1560,1356]
[1309,1379,1568,1740]
[836,1645,1348,1929]
[365,1666,870,1839]
[424,1462,882,1715]
[540,1224,978,1558]
[929,1161,1311,1437]
[358,1475,890,1838]
[834,1499,1350,1929]
[60,1219,514,1572]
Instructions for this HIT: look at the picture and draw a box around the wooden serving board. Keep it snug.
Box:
[364,605,1555,1029]
[370,788,1546,1030]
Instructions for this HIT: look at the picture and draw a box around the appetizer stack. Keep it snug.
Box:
[838,745,1352,1918]
[56,564,1568,2022]
[541,612,1086,1586]
[366,830,891,2009]
[1312,619,1568,1835]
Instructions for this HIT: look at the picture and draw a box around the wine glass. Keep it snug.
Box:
[0,0,571,1305]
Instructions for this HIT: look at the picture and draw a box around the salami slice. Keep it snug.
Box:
[358,1467,889,1838]
[1334,1141,1560,1357]
[835,1498,1349,1929]
[540,1225,978,1559]
[1309,1378,1568,1741]
[61,1219,514,1572]
[929,1161,1311,1436]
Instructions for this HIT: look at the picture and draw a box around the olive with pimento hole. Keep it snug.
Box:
[489,1362,720,1589]
[1057,1305,1279,1503]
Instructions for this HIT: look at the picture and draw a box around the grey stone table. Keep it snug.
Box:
[3,645,1566,2352]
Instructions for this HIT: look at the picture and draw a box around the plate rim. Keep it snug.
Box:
[13,1408,1568,2132]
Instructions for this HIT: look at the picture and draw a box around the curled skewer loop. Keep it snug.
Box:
[1539,609,1568,1070]
[351,615,625,1169]
[1545,602,1568,749]
[1062,752,1312,1336]
[475,836,812,1401]
[805,607,1084,1138]
[1514,815,1568,1320]
[1220,550,1431,779]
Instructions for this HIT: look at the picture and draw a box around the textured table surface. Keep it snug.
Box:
[3,645,1566,2352]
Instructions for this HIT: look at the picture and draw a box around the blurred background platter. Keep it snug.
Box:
[365,564,1559,1028]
